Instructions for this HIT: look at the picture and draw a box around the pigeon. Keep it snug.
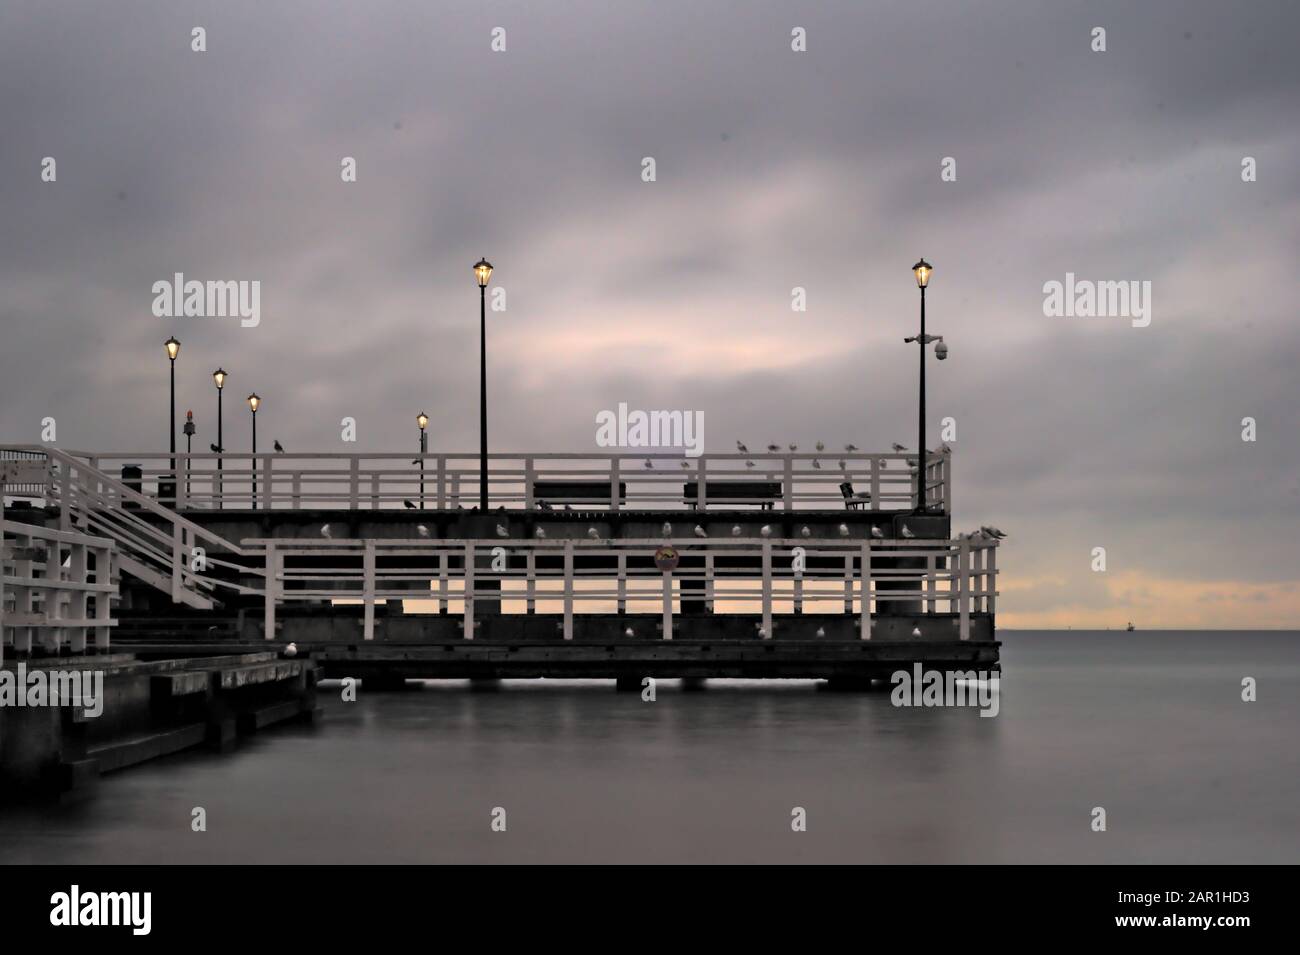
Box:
[416,524,430,538]
[844,443,859,452]
[209,443,222,453]
[901,524,916,539]
[403,499,417,509]
[495,524,509,538]
[812,459,822,469]
[759,525,772,538]
[534,527,547,539]
[587,527,600,540]
[661,521,672,537]
[838,523,850,537]
[891,443,908,453]
[694,525,707,538]
[274,440,285,453]
[766,443,780,453]
[746,460,756,469]
[731,525,742,537]
[736,441,749,453]
[870,525,885,539]
[815,440,825,452]
[800,526,811,538]
[320,524,333,539]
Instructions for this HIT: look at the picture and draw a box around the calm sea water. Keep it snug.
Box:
[1,631,1297,864]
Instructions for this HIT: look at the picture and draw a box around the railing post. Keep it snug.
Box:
[843,554,853,613]
[0,516,6,666]
[436,456,447,510]
[463,542,475,639]
[524,457,536,509]
[262,454,272,509]
[662,568,673,640]
[698,456,708,510]
[986,542,997,615]
[926,554,936,614]
[95,545,113,652]
[438,550,449,614]
[349,457,360,510]
[171,522,183,603]
[870,457,882,509]
[761,539,773,638]
[264,541,278,640]
[69,542,88,654]
[525,549,536,614]
[616,552,627,614]
[958,538,970,641]
[609,456,621,513]
[783,455,794,510]
[292,471,302,508]
[860,542,872,640]
[562,540,574,640]
[363,540,376,640]
[705,553,715,612]
[370,473,380,509]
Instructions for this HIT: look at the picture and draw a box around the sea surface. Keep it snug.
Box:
[1,631,1297,864]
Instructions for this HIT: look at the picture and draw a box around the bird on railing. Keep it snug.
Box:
[838,523,850,537]
[403,499,417,510]
[812,459,821,469]
[661,521,672,537]
[844,443,859,452]
[731,525,742,537]
[736,441,748,453]
[209,443,223,453]
[537,500,553,510]
[815,440,825,452]
[870,525,885,539]
[912,626,922,637]
[981,525,1008,539]
[800,526,811,538]
[788,443,797,452]
[759,525,772,538]
[816,627,826,638]
[624,627,635,638]
[745,460,756,469]
[274,440,285,453]
[587,527,600,540]
[495,524,509,538]
[416,524,430,538]
[679,459,690,469]
[693,525,707,538]
[938,442,953,454]
[644,458,653,469]
[534,527,547,539]
[891,442,907,453]
[837,459,847,471]
[766,443,779,453]
[320,524,333,539]
[901,524,916,539]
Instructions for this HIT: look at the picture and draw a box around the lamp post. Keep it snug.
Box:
[417,411,429,508]
[165,337,180,481]
[213,368,226,508]
[904,258,947,513]
[247,393,261,510]
[474,257,493,510]
[183,410,195,500]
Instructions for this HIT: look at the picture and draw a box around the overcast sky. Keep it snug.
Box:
[3,1,1298,627]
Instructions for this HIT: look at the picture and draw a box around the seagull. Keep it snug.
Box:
[534,527,547,539]
[844,443,859,452]
[759,525,772,538]
[911,626,922,637]
[838,523,850,537]
[537,500,553,511]
[891,443,908,453]
[788,443,798,452]
[416,524,430,538]
[938,442,953,453]
[766,443,780,453]
[731,525,742,537]
[284,642,298,658]
[587,527,600,540]
[981,525,1008,539]
[812,459,822,469]
[411,458,420,465]
[901,524,916,539]
[403,499,417,510]
[644,458,654,469]
[274,440,285,453]
[815,440,825,452]
[838,459,847,470]
[493,524,508,537]
[693,525,707,538]
[746,460,756,469]
[209,443,222,453]
[736,441,749,453]
[800,526,811,538]
[624,627,635,638]
[679,460,691,469]
[320,524,333,539]
[870,525,885,539]
[661,521,672,538]
[815,627,826,638]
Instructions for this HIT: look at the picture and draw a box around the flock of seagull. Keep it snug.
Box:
[317,520,1005,542]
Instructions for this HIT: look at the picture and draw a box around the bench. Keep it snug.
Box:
[532,479,627,507]
[683,480,781,510]
[840,481,872,510]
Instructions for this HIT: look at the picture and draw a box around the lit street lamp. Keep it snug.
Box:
[903,258,947,513]
[417,411,429,508]
[164,337,180,485]
[247,392,261,509]
[474,257,493,510]
[213,368,227,508]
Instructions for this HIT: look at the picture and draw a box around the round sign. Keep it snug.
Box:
[654,544,680,572]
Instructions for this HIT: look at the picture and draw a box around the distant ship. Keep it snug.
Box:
[1126,622,1136,631]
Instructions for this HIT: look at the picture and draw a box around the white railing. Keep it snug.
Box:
[245,535,996,644]
[1,519,116,662]
[2,447,254,609]
[45,449,951,513]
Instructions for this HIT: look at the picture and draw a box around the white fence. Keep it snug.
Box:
[246,535,997,643]
[34,449,950,513]
[1,519,116,662]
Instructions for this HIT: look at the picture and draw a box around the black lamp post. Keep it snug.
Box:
[474,257,493,511]
[183,410,195,499]
[904,258,947,513]
[417,411,429,508]
[165,337,180,478]
[213,368,226,508]
[247,393,260,510]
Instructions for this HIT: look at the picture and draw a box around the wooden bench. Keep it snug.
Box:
[683,480,781,510]
[533,479,627,507]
